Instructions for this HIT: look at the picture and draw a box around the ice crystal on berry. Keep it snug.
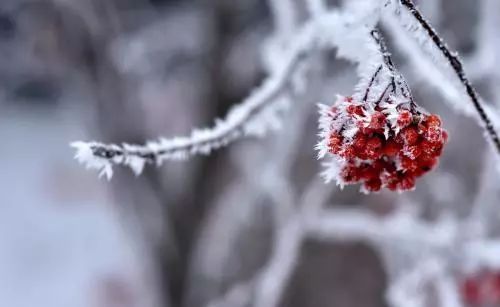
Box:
[317,95,447,193]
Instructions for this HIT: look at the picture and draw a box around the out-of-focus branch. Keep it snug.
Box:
[268,0,299,37]
[464,0,500,81]
[387,258,445,307]
[306,206,455,248]
[204,179,333,307]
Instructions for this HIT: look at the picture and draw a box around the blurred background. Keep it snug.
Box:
[1,0,500,306]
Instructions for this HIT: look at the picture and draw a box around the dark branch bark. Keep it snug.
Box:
[400,0,500,154]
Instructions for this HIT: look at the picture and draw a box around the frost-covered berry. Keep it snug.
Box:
[328,133,344,154]
[397,110,413,128]
[425,126,443,143]
[317,95,447,193]
[426,114,442,127]
[383,140,401,157]
[346,104,364,115]
[460,271,500,306]
[353,133,368,150]
[365,136,383,159]
[404,145,422,160]
[400,127,420,145]
[368,112,387,130]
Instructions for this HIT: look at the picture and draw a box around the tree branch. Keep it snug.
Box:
[71,24,313,179]
[398,0,500,154]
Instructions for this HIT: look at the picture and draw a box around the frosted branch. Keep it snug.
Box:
[71,23,314,178]
[391,0,500,154]
[306,206,456,248]
[387,258,445,307]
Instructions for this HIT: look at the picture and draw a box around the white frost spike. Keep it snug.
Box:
[316,103,334,159]
[320,159,342,186]
[384,125,390,140]
[71,142,114,180]
[123,144,146,176]
[342,126,359,140]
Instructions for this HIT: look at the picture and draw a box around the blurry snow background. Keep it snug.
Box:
[0,0,499,307]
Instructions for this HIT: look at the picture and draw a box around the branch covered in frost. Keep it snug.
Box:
[71,24,314,179]
[204,179,331,307]
[391,0,500,154]
[387,258,451,307]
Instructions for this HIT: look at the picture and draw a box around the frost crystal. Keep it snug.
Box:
[71,142,115,180]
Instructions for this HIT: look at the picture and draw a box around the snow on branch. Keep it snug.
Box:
[305,206,456,248]
[71,23,316,179]
[388,0,500,154]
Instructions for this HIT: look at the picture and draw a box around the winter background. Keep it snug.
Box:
[1,0,500,307]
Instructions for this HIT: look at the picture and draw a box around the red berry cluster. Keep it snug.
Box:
[461,271,500,306]
[318,96,447,193]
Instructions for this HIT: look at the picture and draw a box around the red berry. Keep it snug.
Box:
[347,105,364,115]
[426,114,442,127]
[340,165,361,183]
[404,145,422,160]
[401,157,419,172]
[383,171,400,191]
[417,156,437,173]
[368,112,387,130]
[353,133,367,150]
[365,137,383,159]
[425,126,443,143]
[401,126,420,145]
[397,110,413,128]
[360,164,380,180]
[399,175,415,190]
[364,178,382,192]
[461,278,481,304]
[420,140,436,156]
[492,273,500,300]
[371,160,385,173]
[341,146,356,159]
[356,151,368,160]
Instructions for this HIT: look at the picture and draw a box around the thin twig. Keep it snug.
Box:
[371,29,396,72]
[363,65,383,102]
[71,25,313,178]
[399,0,500,153]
